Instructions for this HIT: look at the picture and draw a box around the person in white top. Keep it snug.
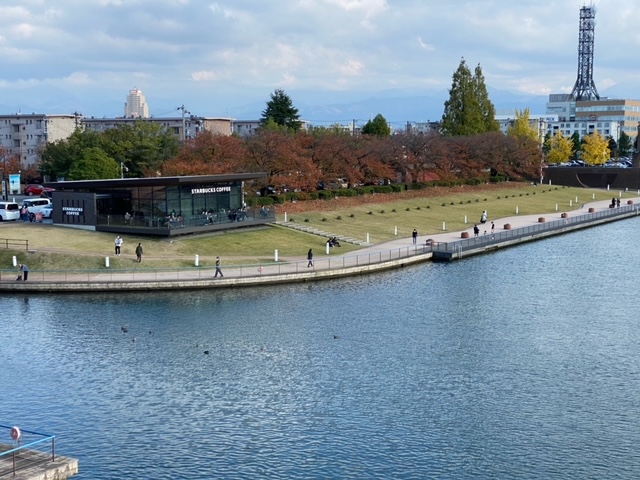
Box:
[115,236,123,256]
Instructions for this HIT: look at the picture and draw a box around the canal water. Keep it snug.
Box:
[2,218,640,479]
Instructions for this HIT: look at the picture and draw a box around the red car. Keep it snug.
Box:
[24,184,55,196]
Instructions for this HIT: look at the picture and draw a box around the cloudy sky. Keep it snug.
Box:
[1,0,638,124]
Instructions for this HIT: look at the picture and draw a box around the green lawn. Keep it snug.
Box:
[0,184,632,271]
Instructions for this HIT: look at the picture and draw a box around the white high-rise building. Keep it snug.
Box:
[124,88,149,118]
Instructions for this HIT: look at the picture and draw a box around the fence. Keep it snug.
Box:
[431,203,640,256]
[0,425,56,478]
[0,243,433,283]
[0,238,28,250]
[0,204,637,285]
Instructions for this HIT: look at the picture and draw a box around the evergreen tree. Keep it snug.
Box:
[474,64,499,133]
[361,114,391,136]
[618,131,632,157]
[261,89,302,131]
[570,132,581,160]
[441,59,498,136]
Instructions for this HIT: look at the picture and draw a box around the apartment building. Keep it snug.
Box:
[83,116,234,139]
[0,113,78,167]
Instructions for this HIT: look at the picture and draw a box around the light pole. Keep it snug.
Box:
[176,105,190,142]
[120,162,128,179]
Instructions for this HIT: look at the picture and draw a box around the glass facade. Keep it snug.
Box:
[51,174,273,236]
[94,181,246,227]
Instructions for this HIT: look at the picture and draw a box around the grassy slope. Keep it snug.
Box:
[0,184,629,270]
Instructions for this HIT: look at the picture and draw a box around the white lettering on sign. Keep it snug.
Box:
[191,186,232,194]
[63,206,83,216]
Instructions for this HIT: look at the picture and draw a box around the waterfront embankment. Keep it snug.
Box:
[0,198,637,292]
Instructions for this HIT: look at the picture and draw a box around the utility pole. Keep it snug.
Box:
[176,105,190,142]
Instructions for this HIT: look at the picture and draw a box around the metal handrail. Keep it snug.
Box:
[0,424,56,477]
[0,205,637,283]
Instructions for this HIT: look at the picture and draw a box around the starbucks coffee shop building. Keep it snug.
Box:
[46,173,272,236]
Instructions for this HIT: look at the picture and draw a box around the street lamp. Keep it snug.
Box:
[120,162,129,179]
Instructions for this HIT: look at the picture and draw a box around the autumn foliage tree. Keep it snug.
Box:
[162,132,248,176]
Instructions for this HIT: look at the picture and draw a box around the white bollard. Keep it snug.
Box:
[366,233,370,243]
[464,215,467,224]
[195,255,199,267]
[555,204,558,211]
[284,212,288,222]
[12,255,17,267]
[394,226,397,236]
[575,196,578,202]
[593,193,595,200]
[619,191,622,197]
[105,257,110,268]
[326,242,330,255]
[607,184,610,191]
[274,250,279,262]
[516,206,519,214]
[570,200,573,207]
[442,222,446,231]
[548,180,552,185]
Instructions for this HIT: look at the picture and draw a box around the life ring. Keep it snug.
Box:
[10,426,21,441]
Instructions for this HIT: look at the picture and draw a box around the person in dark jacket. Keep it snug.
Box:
[135,243,143,262]
[17,263,29,281]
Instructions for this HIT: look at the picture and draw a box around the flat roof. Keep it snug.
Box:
[46,173,267,189]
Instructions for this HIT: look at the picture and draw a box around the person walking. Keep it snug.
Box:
[491,221,495,234]
[473,224,480,237]
[17,263,29,281]
[412,229,418,244]
[307,249,314,267]
[114,236,123,256]
[214,256,224,278]
[135,243,143,263]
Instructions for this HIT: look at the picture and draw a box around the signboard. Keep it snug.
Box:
[9,174,21,195]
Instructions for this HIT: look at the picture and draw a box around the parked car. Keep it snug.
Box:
[40,204,54,219]
[24,184,55,196]
[22,198,52,214]
[0,201,20,221]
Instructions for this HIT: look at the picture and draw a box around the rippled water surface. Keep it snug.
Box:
[3,219,640,479]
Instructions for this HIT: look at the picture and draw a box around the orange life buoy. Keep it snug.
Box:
[10,426,21,441]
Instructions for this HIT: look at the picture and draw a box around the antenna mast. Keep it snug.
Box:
[570,5,599,101]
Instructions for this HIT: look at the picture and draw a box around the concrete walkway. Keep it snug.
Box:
[353,197,632,254]
[0,197,637,292]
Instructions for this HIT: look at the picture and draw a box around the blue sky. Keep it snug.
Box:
[0,0,638,123]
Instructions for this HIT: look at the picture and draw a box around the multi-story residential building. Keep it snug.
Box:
[405,121,440,135]
[83,116,234,139]
[0,113,79,167]
[496,115,557,143]
[232,119,312,137]
[124,88,150,118]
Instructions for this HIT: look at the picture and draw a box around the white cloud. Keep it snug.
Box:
[0,0,637,120]
[191,71,217,82]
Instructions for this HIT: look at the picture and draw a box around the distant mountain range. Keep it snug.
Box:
[228,87,550,129]
[0,85,550,129]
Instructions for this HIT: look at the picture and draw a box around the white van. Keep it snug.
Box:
[22,198,52,215]
[0,201,20,221]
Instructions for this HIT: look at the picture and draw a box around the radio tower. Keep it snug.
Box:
[570,5,599,101]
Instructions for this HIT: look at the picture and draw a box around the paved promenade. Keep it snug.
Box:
[0,197,637,292]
